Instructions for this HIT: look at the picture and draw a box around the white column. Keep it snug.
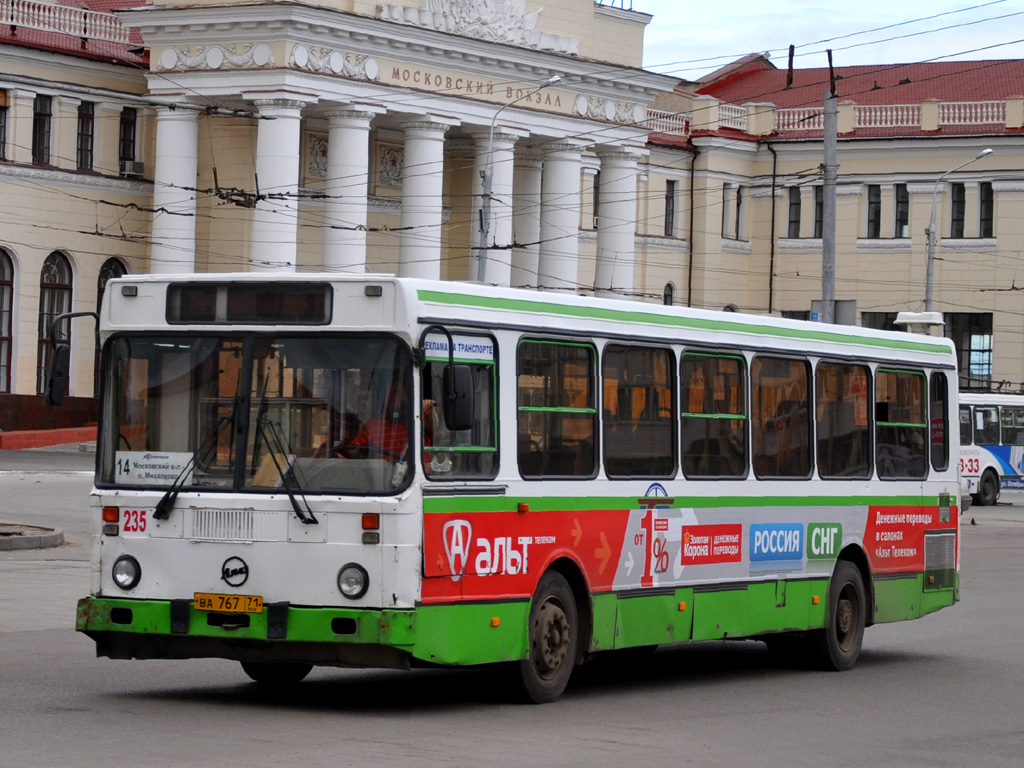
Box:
[53,96,81,172]
[472,129,518,286]
[251,99,305,272]
[594,148,640,298]
[399,120,448,280]
[511,151,544,289]
[8,90,36,165]
[323,108,376,273]
[538,141,583,291]
[150,107,200,274]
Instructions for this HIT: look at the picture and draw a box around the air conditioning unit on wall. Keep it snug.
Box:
[120,160,144,177]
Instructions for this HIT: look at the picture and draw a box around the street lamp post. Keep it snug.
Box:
[924,147,993,311]
[476,75,561,283]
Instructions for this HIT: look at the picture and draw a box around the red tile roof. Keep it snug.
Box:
[696,56,1024,110]
[0,0,148,67]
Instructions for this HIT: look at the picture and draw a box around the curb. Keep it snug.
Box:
[0,524,65,551]
[0,471,93,478]
[0,427,97,450]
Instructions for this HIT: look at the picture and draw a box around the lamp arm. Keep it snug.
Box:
[476,81,555,282]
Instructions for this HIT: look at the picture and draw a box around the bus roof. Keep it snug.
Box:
[103,274,956,364]
[959,392,1024,405]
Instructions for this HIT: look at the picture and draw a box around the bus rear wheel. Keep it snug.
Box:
[514,571,577,704]
[240,661,313,686]
[975,470,999,507]
[811,560,865,671]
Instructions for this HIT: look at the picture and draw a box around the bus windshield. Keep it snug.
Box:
[100,334,413,495]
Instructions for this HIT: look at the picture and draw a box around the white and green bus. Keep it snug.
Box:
[61,275,960,703]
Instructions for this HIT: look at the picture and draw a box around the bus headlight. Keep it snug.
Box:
[112,556,141,590]
[337,563,368,599]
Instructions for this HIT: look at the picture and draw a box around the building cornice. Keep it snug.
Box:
[855,238,913,253]
[119,3,678,101]
[776,238,823,253]
[0,45,147,93]
[0,163,151,194]
[939,238,998,251]
[992,181,1024,193]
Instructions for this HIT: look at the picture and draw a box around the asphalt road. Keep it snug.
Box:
[2,452,1023,768]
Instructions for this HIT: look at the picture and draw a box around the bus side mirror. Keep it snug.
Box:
[45,344,71,406]
[442,364,474,432]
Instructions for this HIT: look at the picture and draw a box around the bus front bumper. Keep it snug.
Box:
[76,596,417,669]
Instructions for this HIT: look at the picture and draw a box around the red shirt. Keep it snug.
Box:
[350,416,408,461]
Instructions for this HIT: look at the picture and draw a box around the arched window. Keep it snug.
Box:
[36,252,72,395]
[663,283,674,307]
[0,250,13,393]
[95,258,127,393]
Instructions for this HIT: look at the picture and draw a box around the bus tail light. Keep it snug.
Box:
[102,506,119,536]
[361,513,380,544]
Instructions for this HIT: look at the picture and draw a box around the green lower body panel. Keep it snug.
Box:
[614,590,694,648]
[872,572,958,623]
[76,569,958,668]
[76,596,531,668]
[413,601,529,665]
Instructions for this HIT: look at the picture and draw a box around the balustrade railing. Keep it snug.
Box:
[855,103,921,128]
[940,101,1004,125]
[773,100,1011,132]
[0,0,131,45]
[719,103,747,130]
[645,109,691,137]
[774,107,823,132]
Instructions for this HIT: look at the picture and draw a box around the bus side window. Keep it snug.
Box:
[974,406,999,445]
[680,353,747,478]
[603,345,676,478]
[816,362,871,478]
[517,340,597,479]
[1000,406,1024,446]
[930,372,950,471]
[752,357,811,479]
[421,354,497,480]
[875,369,927,479]
[959,406,973,446]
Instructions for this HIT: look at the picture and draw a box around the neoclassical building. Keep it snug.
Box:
[2,0,1024,430]
[678,55,1024,391]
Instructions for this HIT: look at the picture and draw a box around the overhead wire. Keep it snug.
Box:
[4,9,1019,303]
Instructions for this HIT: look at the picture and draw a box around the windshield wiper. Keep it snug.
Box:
[152,412,234,521]
[253,415,318,525]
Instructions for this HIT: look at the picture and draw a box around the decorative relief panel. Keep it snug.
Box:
[156,43,276,71]
[307,135,328,180]
[378,0,580,55]
[290,46,381,81]
[376,142,404,189]
[573,95,645,125]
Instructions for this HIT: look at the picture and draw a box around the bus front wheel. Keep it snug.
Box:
[514,571,577,704]
[975,471,999,507]
[811,560,865,671]
[240,661,313,686]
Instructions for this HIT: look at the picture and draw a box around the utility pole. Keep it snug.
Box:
[821,51,838,324]
[476,76,561,283]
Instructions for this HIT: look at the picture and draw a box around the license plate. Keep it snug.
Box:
[193,592,264,613]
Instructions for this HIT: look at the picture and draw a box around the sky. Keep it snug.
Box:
[638,0,1024,81]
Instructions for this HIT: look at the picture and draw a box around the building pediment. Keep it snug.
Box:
[378,0,579,55]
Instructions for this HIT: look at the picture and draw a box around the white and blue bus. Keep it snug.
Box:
[959,392,1024,506]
